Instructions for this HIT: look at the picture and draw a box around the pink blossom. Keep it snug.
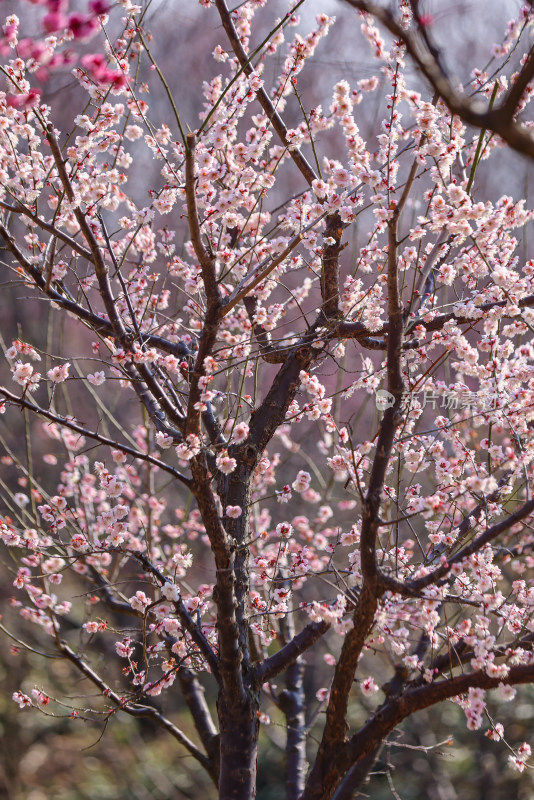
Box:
[162,583,180,602]
[115,639,134,658]
[70,534,89,552]
[6,89,41,110]
[361,677,379,696]
[485,723,504,741]
[153,431,172,451]
[276,522,293,539]
[43,12,68,33]
[87,371,106,385]
[276,485,292,503]
[176,434,202,461]
[498,683,516,701]
[418,14,434,27]
[88,0,111,13]
[2,17,18,46]
[12,691,32,709]
[80,52,108,80]
[11,362,41,391]
[7,340,41,361]
[213,44,228,62]
[124,124,143,141]
[292,470,311,493]
[216,452,237,475]
[83,621,100,634]
[509,756,527,773]
[45,0,69,10]
[232,422,249,444]
[47,362,70,382]
[225,505,242,518]
[31,689,50,705]
[129,591,151,613]
[518,742,531,759]
[68,13,99,40]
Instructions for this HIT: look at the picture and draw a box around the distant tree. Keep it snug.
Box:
[2,2,534,798]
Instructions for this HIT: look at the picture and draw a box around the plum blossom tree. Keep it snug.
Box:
[3,1,534,798]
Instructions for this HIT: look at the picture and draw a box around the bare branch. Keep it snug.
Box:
[303,588,379,794]
[0,198,93,262]
[58,640,213,772]
[320,213,343,318]
[178,667,220,770]
[185,132,222,306]
[257,620,330,682]
[0,387,191,486]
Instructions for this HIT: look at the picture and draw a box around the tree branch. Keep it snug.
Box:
[190,458,246,703]
[320,213,343,318]
[0,198,93,262]
[58,640,213,772]
[127,549,220,678]
[178,667,220,772]
[185,132,222,306]
[409,495,534,593]
[46,125,128,340]
[221,233,303,319]
[0,387,191,486]
[0,217,191,362]
[343,0,534,161]
[214,0,317,186]
[257,620,330,683]
[304,662,534,800]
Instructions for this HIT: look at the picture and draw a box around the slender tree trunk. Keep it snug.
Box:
[216,460,259,799]
[280,658,307,800]
[218,691,260,799]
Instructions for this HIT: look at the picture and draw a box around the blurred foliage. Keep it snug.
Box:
[0,642,217,800]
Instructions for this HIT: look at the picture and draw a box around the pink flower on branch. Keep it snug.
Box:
[216,451,237,475]
[87,371,106,385]
[6,89,41,110]
[80,52,128,88]
[12,691,32,709]
[361,677,379,697]
[47,362,70,382]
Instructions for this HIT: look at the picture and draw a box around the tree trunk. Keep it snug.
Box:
[218,691,259,799]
